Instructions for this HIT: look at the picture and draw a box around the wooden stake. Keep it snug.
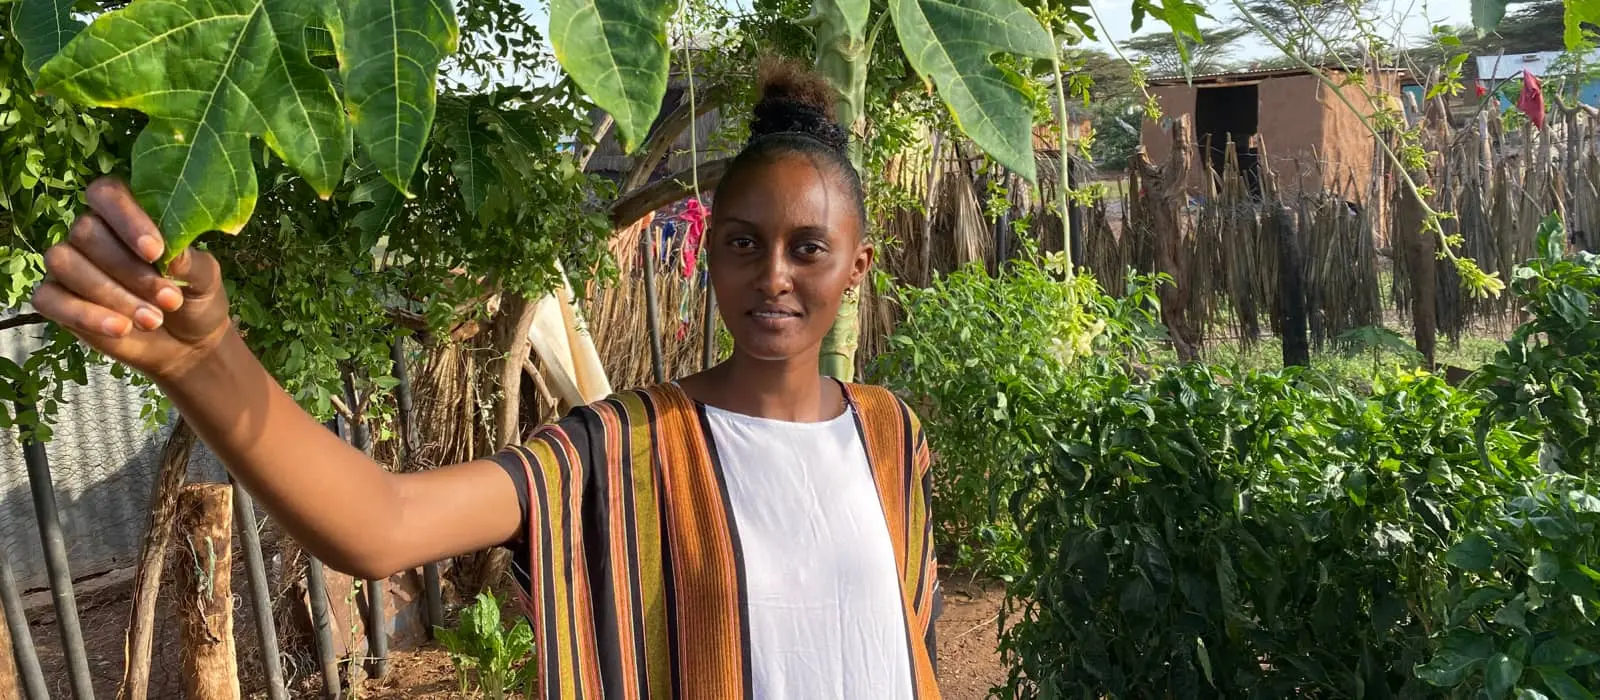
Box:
[0,607,17,699]
[174,483,240,700]
[122,419,195,700]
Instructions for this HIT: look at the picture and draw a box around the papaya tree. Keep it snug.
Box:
[4,0,611,446]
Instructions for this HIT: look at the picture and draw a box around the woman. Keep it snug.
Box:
[33,61,940,699]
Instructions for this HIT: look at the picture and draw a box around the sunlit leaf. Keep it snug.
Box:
[38,0,348,261]
[889,0,1055,182]
[548,0,673,153]
[333,0,459,195]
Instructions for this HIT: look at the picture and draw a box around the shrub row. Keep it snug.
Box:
[875,218,1598,698]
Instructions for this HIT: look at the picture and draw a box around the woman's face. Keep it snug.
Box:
[708,152,872,363]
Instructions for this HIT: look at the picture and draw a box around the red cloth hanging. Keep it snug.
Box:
[679,198,709,278]
[1474,81,1488,98]
[1516,70,1546,129]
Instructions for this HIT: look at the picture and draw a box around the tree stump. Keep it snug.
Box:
[174,483,239,700]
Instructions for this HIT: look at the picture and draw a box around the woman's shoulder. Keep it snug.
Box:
[842,382,923,425]
[529,383,691,439]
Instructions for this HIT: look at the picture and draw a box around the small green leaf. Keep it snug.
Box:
[11,0,86,78]
[1532,639,1600,669]
[438,98,498,216]
[1447,534,1494,571]
[1493,594,1528,632]
[334,0,459,195]
[1417,632,1495,686]
[1531,550,1560,584]
[1536,214,1567,263]
[1536,668,1596,700]
[1471,0,1510,32]
[548,0,673,153]
[1488,653,1524,699]
[889,0,1055,182]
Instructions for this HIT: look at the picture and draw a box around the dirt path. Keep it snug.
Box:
[361,575,1010,699]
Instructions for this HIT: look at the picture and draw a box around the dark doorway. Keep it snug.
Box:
[1194,84,1261,195]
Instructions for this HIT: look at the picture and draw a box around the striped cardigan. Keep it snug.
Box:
[493,382,941,699]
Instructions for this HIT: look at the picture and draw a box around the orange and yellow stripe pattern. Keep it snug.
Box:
[498,383,939,699]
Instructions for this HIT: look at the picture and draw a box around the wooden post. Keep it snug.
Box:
[0,605,17,699]
[174,484,240,700]
[1276,206,1310,367]
[123,420,195,700]
[1134,116,1199,362]
[1398,178,1438,368]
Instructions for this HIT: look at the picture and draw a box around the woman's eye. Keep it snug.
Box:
[796,243,825,256]
[730,237,756,249]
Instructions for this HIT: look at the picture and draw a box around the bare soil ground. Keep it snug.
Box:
[361,574,1010,700]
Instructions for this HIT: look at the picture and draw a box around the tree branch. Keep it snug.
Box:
[611,158,731,228]
[0,313,47,332]
[621,84,729,193]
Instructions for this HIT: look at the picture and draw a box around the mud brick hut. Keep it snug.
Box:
[1141,67,1405,199]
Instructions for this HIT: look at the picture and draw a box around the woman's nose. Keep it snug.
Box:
[756,252,793,297]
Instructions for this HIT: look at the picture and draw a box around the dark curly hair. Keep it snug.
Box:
[714,58,867,231]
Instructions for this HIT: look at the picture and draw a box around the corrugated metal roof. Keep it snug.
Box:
[1147,65,1406,87]
[1476,50,1600,80]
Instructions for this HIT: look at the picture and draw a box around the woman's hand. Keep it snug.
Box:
[33,177,234,382]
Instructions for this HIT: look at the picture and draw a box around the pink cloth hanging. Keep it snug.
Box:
[679,198,709,278]
[1517,70,1545,130]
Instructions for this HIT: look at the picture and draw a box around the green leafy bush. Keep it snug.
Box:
[869,252,1163,576]
[1415,214,1600,698]
[435,592,536,699]
[886,216,1599,698]
[1000,364,1538,698]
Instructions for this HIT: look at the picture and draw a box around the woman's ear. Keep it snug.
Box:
[848,240,875,287]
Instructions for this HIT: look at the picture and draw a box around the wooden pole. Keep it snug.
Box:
[174,483,240,700]
[0,548,47,700]
[1276,206,1310,368]
[0,598,17,699]
[122,420,195,700]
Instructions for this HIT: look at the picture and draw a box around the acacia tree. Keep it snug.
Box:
[1122,25,1247,76]
[1231,0,1371,63]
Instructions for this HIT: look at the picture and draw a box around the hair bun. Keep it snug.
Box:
[747,57,850,155]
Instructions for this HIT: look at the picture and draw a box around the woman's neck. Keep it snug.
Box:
[680,350,841,422]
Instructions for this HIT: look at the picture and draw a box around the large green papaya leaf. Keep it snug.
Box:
[1567,0,1600,51]
[348,155,404,242]
[1471,0,1509,32]
[11,0,84,78]
[333,0,458,196]
[889,0,1054,182]
[437,97,498,217]
[548,0,673,153]
[37,0,346,262]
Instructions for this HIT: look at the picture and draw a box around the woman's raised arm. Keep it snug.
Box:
[31,177,523,579]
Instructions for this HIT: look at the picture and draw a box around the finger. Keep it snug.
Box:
[41,243,165,332]
[164,247,223,297]
[85,178,164,263]
[68,214,184,313]
[32,281,134,339]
